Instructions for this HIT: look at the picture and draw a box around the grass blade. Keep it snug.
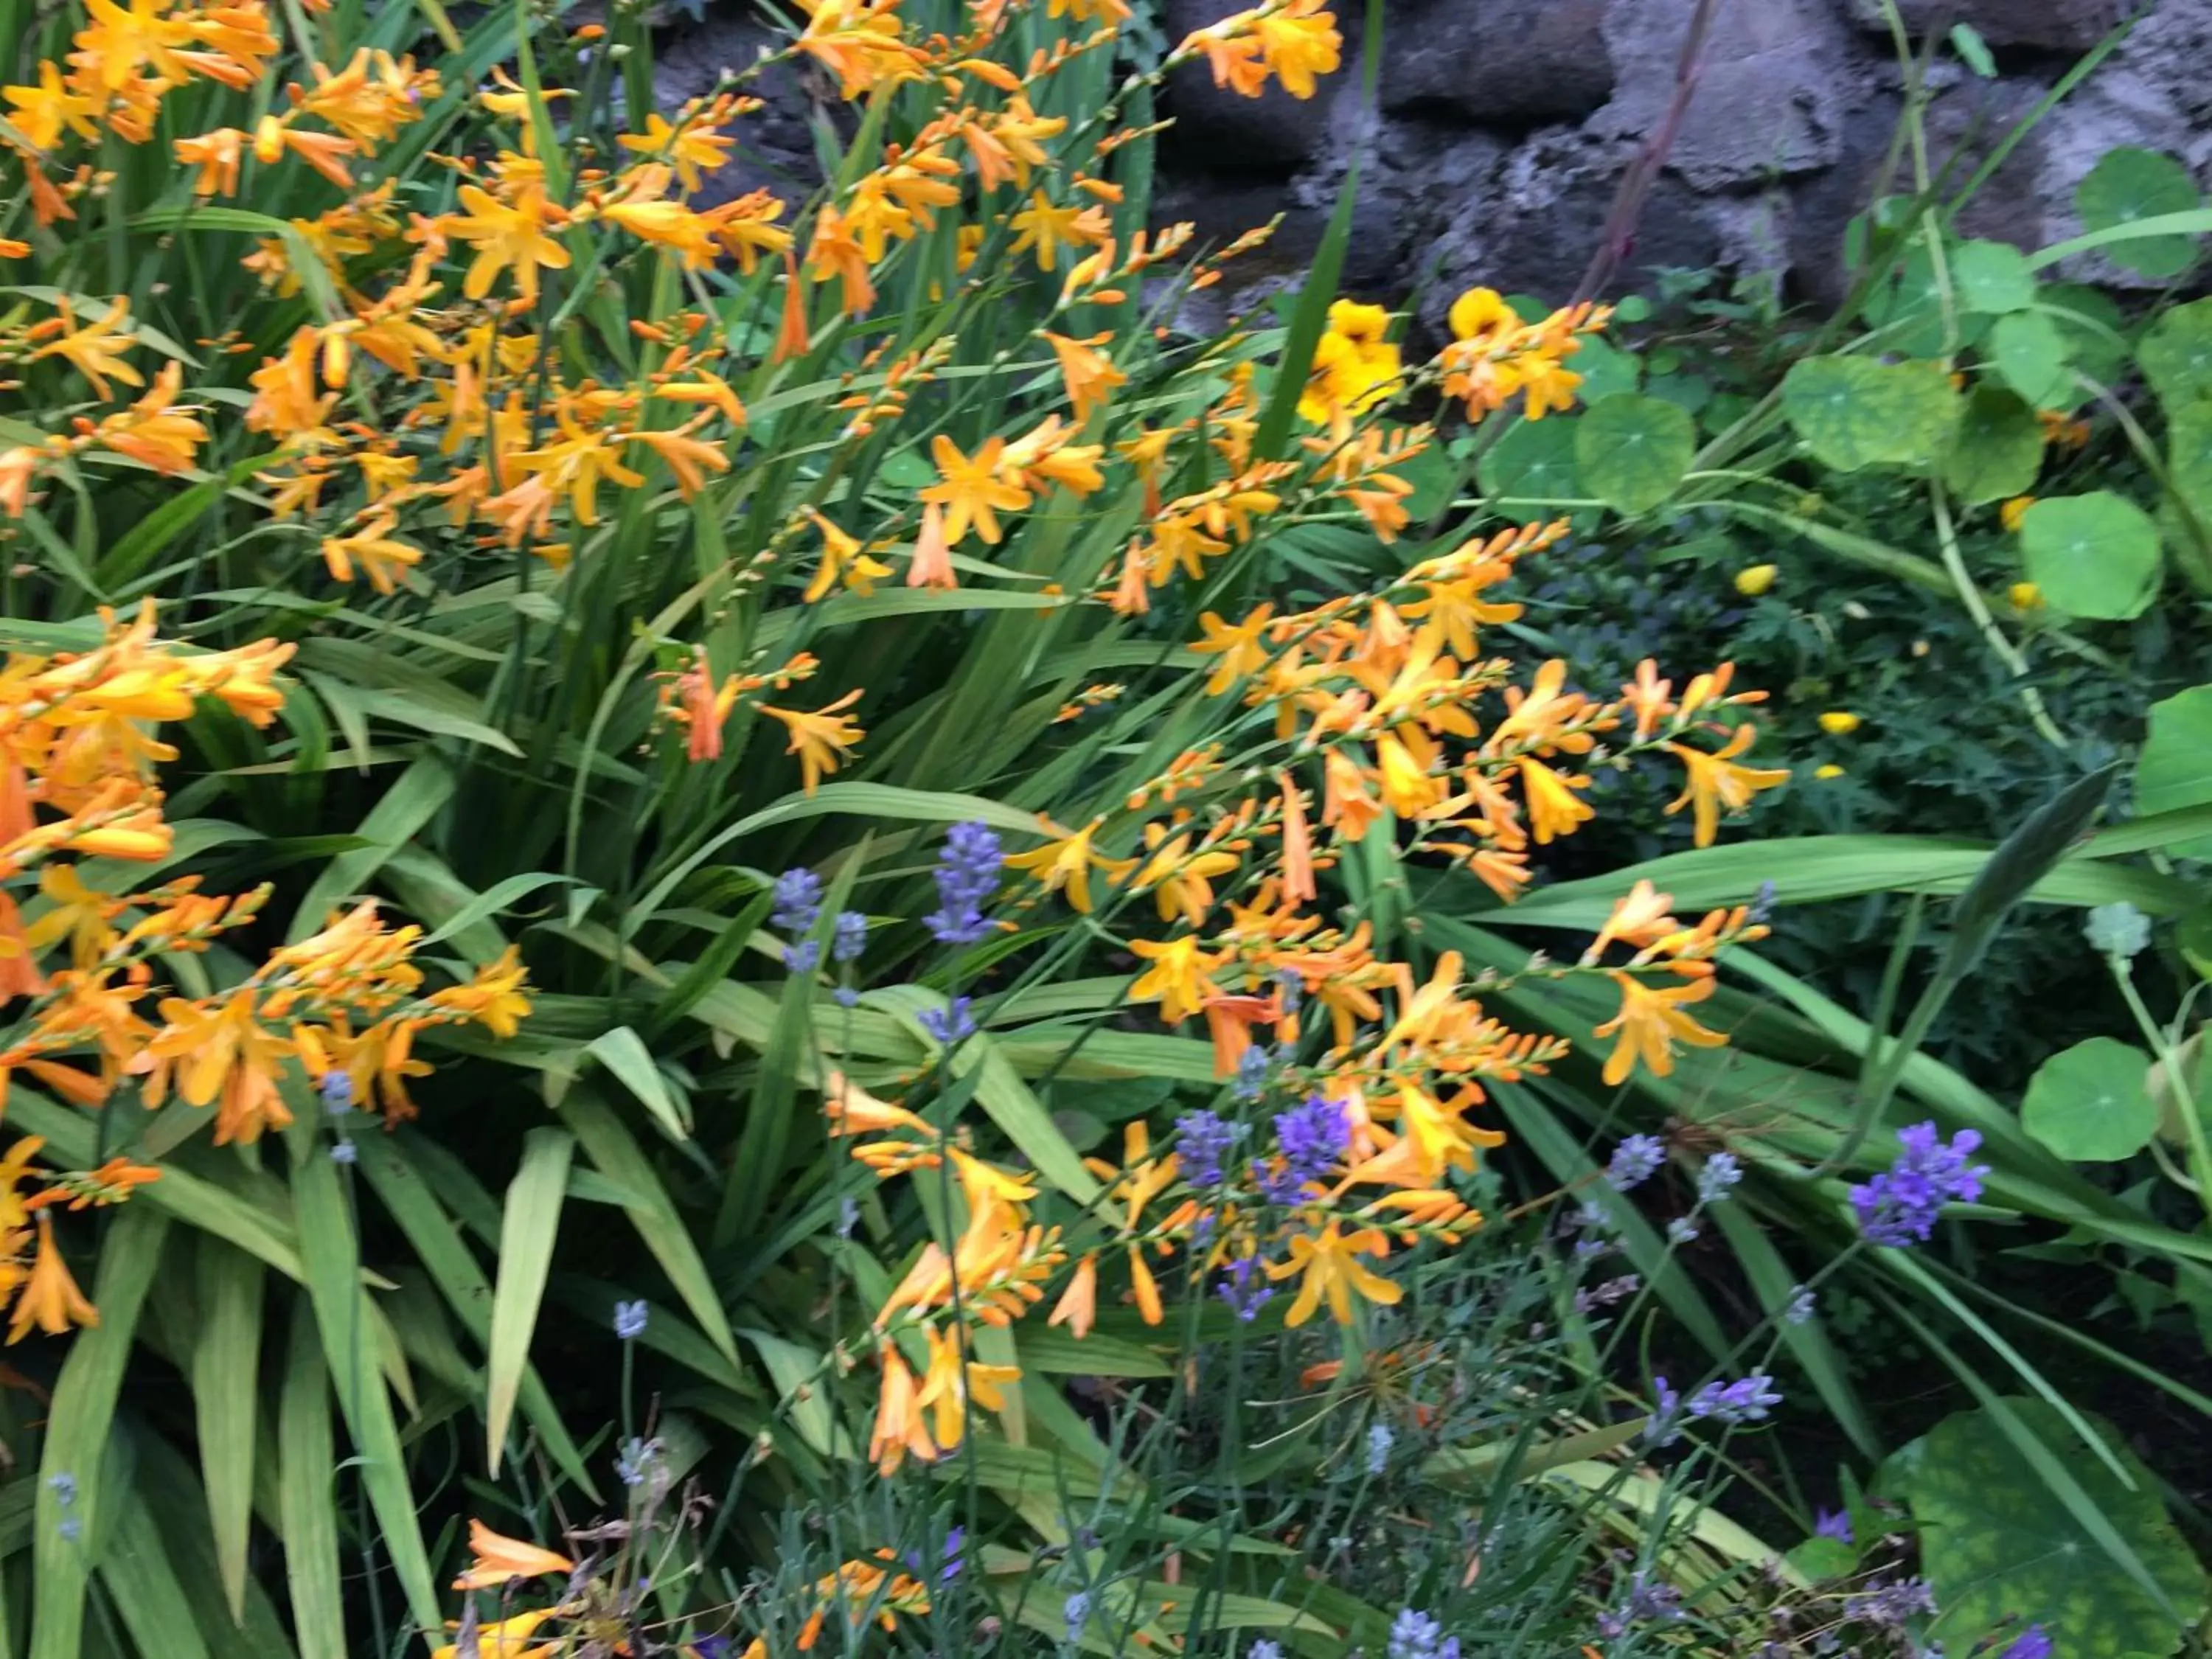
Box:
[277,1307,347,1659]
[188,1239,264,1623]
[484,1127,574,1475]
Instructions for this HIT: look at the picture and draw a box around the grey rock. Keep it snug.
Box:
[650,7,827,206]
[1377,0,1616,125]
[1590,0,1866,189]
[1843,0,2133,53]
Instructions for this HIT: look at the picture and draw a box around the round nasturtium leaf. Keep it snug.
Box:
[1575,394,1696,515]
[1950,239,2037,314]
[2045,282,2132,389]
[2138,296,2212,414]
[1907,1399,2207,1657]
[1860,243,1950,358]
[2076,146,2205,279]
[1943,384,2044,505]
[2018,492,2163,620]
[2021,1037,2157,1162]
[1781,356,1963,473]
[1989,310,2078,411]
[2171,404,2212,528]
[1477,415,1582,505]
[1569,333,1641,403]
[2133,685,2212,860]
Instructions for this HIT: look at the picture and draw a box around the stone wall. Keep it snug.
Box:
[653,0,2212,331]
[1155,0,2212,334]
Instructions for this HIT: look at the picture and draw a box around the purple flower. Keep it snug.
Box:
[1815,1507,1854,1544]
[1366,1421,1393,1474]
[1175,1109,1242,1189]
[1599,1573,1684,1638]
[1646,1375,1684,1446]
[1695,1150,1742,1205]
[904,1526,967,1585]
[613,1299,649,1341]
[832,911,868,963]
[1574,1273,1641,1316]
[1998,1625,2051,1659]
[1784,1283,1817,1326]
[1216,1255,1273,1322]
[1665,1215,1701,1245]
[319,1071,355,1114]
[1849,1122,1990,1248]
[1231,1043,1270,1100]
[1686,1371,1782,1426]
[1258,1094,1350,1202]
[1607,1133,1666,1192]
[1850,1575,1935,1629]
[1388,1608,1450,1659]
[771,868,822,934]
[925,821,1002,945]
[783,939,821,973]
[919,996,977,1046]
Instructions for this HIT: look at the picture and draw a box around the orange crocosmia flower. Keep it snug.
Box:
[919,435,1032,547]
[1664,724,1790,849]
[914,1323,1020,1453]
[321,510,422,595]
[1593,970,1728,1086]
[453,1519,576,1591]
[428,1606,560,1659]
[31,296,145,400]
[133,988,295,1145]
[1048,1252,1098,1338]
[1127,933,1220,1026]
[92,361,207,475]
[1003,818,1137,914]
[616,112,734,195]
[801,508,894,603]
[445,182,570,304]
[1266,1220,1400,1327]
[1042,331,1127,425]
[1515,755,1593,845]
[869,1346,937,1475]
[761,690,863,794]
[804,203,876,316]
[602,199,718,268]
[1321,748,1385,844]
[7,1213,97,1343]
[905,501,956,590]
[1587,879,1681,962]
[0,894,47,1002]
[1127,1245,1164,1325]
[175,126,246,195]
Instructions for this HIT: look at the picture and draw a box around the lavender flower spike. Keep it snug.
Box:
[1848,1121,1990,1248]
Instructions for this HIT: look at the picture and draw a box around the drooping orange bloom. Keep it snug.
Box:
[7,1214,97,1343]
[453,1519,576,1591]
[905,501,956,590]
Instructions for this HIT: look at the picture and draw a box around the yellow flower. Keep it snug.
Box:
[1265,1221,1402,1326]
[1127,933,1220,1025]
[914,1324,1020,1453]
[616,112,734,194]
[2008,580,2044,611]
[920,435,1032,546]
[427,946,533,1037]
[2000,495,2036,533]
[445,182,571,304]
[452,1518,575,1591]
[7,1214,97,1344]
[761,691,863,794]
[321,511,422,595]
[1517,756,1593,845]
[31,296,145,400]
[428,1606,560,1659]
[1447,285,1514,345]
[134,989,294,1145]
[1663,726,1790,849]
[1817,710,1860,736]
[1814,763,1846,780]
[1133,823,1239,928]
[1593,970,1728,1086]
[1003,818,1137,914]
[1734,563,1778,597]
[801,508,894,603]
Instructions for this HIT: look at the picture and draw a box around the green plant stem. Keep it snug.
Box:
[1927,481,2068,749]
[1799,967,1951,1183]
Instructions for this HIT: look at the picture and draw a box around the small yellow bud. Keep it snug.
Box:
[2000,496,2037,533]
[1814,763,1846,780]
[1818,711,1862,736]
[1735,563,1779,597]
[2008,580,2044,611]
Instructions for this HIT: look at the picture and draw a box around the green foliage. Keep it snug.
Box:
[2021,1039,2158,1163]
[1901,1399,2207,1654]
